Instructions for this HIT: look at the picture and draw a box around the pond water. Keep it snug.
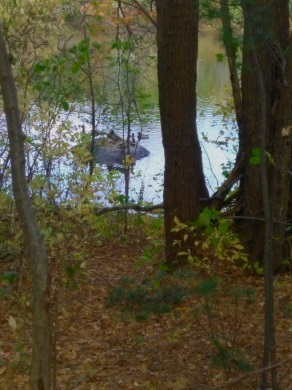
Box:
[1,34,235,206]
[101,34,236,204]
[37,34,235,205]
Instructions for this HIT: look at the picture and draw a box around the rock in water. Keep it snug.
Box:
[93,141,150,166]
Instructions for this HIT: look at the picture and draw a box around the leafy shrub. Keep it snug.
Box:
[106,278,188,320]
[211,336,253,373]
[172,207,248,268]
[0,271,19,297]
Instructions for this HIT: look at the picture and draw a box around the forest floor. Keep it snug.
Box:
[0,228,291,390]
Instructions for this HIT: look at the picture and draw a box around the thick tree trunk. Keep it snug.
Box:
[0,24,52,389]
[239,0,291,269]
[269,4,292,270]
[156,0,209,265]
[242,4,278,387]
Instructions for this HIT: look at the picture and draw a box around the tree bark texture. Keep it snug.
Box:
[242,3,278,387]
[156,0,209,264]
[219,0,243,129]
[239,0,292,268]
[0,24,52,389]
[269,2,292,269]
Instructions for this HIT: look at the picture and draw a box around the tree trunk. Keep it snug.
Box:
[239,0,292,269]
[242,3,278,387]
[269,3,292,270]
[219,0,242,127]
[156,0,209,265]
[0,24,52,389]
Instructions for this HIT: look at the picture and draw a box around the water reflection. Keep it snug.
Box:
[198,35,229,100]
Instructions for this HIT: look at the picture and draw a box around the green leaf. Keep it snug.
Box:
[197,277,221,296]
[188,254,194,265]
[216,53,224,62]
[123,39,132,51]
[66,265,75,277]
[25,135,35,146]
[158,264,169,272]
[118,194,126,204]
[153,280,160,288]
[218,221,229,234]
[34,63,46,73]
[249,148,261,165]
[78,39,89,53]
[35,84,43,92]
[111,38,122,50]
[222,170,230,178]
[265,151,275,166]
[61,101,69,111]
[251,147,261,157]
[205,225,215,235]
[211,236,220,248]
[250,156,260,165]
[0,271,19,284]
[71,62,80,74]
[134,335,144,344]
[254,261,263,275]
[197,207,218,227]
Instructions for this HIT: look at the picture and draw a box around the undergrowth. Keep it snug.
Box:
[106,267,257,376]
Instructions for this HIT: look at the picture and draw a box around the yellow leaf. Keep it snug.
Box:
[174,216,180,224]
[188,255,194,265]
[171,376,190,389]
[9,315,17,331]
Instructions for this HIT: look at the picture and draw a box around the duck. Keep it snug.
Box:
[108,130,123,142]
[126,133,136,146]
[138,131,149,141]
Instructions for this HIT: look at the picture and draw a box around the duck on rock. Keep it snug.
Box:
[108,130,123,142]
[138,132,149,141]
[94,130,150,166]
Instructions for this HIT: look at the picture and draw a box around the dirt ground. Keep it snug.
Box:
[0,233,291,389]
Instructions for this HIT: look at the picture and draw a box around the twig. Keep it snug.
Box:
[54,304,84,335]
[205,155,244,209]
[222,215,290,226]
[114,0,157,27]
[206,358,292,390]
[94,202,164,215]
[90,269,118,288]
